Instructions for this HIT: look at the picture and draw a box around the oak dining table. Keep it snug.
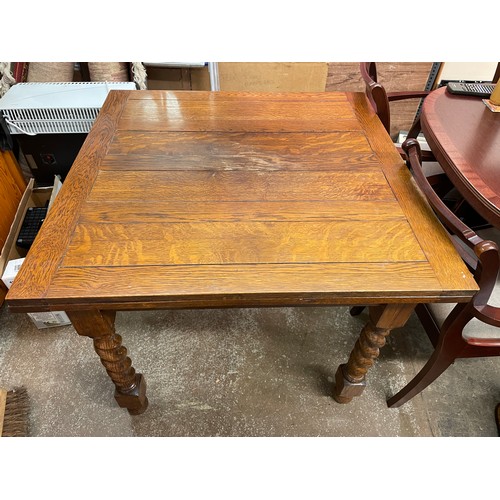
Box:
[6,89,478,415]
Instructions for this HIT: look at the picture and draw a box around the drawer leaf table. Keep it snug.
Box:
[6,90,477,415]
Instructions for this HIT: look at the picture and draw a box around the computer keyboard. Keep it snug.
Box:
[446,81,495,98]
[16,206,48,249]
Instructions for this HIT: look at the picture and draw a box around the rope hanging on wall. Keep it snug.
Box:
[131,62,147,89]
[0,62,15,97]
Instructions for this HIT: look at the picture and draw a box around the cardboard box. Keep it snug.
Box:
[0,176,71,329]
[217,62,328,92]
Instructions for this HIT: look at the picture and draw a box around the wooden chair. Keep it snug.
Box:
[359,62,453,198]
[360,63,430,144]
[386,138,500,408]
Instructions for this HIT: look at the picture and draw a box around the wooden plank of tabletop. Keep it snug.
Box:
[87,170,395,202]
[62,220,426,267]
[101,131,379,171]
[43,262,446,309]
[118,94,362,132]
[78,200,406,224]
[126,90,351,102]
[106,131,374,157]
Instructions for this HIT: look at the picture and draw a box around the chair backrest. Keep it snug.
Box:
[360,62,391,133]
[402,138,500,327]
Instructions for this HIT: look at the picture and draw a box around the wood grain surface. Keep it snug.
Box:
[6,90,478,312]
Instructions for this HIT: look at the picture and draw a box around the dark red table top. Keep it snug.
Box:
[421,86,500,227]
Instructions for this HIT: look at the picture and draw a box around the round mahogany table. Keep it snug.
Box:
[421,86,500,228]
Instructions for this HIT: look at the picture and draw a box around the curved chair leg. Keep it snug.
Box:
[350,306,365,316]
[387,304,471,408]
[387,348,456,408]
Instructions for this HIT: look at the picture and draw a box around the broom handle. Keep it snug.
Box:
[0,388,7,436]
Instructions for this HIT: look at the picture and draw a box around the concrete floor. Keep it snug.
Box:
[1,302,499,437]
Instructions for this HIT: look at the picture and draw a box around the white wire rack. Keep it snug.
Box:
[3,106,100,135]
[0,82,136,135]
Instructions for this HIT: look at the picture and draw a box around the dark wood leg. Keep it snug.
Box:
[66,309,148,415]
[333,304,415,403]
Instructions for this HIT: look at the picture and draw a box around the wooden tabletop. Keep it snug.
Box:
[6,90,477,313]
[421,86,500,228]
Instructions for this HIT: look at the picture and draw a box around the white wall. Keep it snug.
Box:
[438,62,497,82]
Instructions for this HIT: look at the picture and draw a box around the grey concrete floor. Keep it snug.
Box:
[1,302,499,437]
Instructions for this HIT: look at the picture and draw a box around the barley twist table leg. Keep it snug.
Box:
[66,309,148,415]
[333,304,415,403]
